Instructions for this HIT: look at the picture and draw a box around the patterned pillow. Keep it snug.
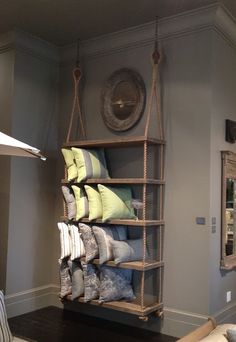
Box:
[81,262,100,302]
[111,239,143,264]
[58,259,72,299]
[68,260,84,300]
[61,148,78,181]
[68,224,85,260]
[71,147,109,182]
[79,223,99,262]
[57,222,71,259]
[97,184,136,222]
[61,186,76,220]
[99,266,135,303]
[0,290,12,342]
[84,185,103,220]
[71,185,89,220]
[92,225,127,264]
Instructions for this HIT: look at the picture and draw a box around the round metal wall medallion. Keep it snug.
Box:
[101,68,146,132]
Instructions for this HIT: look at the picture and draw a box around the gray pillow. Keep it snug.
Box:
[79,223,99,262]
[58,259,72,299]
[99,266,135,303]
[81,262,100,302]
[227,329,236,342]
[68,260,84,300]
[92,225,127,264]
[111,239,143,264]
[61,186,76,220]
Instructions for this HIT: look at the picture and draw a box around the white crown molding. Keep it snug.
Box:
[60,3,236,64]
[0,30,59,63]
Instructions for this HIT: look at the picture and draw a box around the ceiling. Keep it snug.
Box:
[0,0,236,46]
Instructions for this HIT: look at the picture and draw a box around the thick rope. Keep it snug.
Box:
[66,67,86,143]
[144,49,164,140]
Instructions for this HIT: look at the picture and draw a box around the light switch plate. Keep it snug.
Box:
[196,217,206,225]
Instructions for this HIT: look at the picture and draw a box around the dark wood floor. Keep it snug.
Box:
[9,306,177,342]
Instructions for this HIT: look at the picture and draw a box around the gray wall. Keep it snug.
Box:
[0,49,14,291]
[58,27,213,337]
[5,48,59,294]
[209,31,236,316]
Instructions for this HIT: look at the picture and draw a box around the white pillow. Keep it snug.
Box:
[58,222,71,259]
[69,224,85,260]
[0,290,13,342]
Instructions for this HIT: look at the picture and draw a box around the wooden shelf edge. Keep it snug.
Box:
[64,295,163,316]
[91,259,164,271]
[62,136,166,148]
[61,178,165,185]
[60,217,165,226]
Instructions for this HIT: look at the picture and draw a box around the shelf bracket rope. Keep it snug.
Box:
[66,40,86,143]
[144,17,164,140]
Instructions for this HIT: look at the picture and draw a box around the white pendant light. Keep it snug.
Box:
[0,132,46,160]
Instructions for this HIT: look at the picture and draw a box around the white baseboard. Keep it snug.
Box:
[5,284,62,318]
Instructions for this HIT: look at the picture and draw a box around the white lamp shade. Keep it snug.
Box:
[0,132,46,160]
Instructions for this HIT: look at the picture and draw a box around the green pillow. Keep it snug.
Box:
[71,185,89,220]
[71,147,109,182]
[84,185,103,220]
[61,148,78,181]
[97,184,136,222]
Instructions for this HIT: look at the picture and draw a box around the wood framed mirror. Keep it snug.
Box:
[221,151,236,269]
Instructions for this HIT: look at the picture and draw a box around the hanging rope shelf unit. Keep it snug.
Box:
[60,18,166,321]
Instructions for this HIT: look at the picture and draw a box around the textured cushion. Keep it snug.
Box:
[61,186,76,220]
[79,223,99,262]
[71,147,109,182]
[61,148,78,181]
[81,262,100,302]
[84,185,103,220]
[68,260,84,300]
[71,185,89,220]
[58,222,71,259]
[111,239,143,264]
[68,224,85,260]
[99,266,135,303]
[227,328,236,342]
[58,259,72,298]
[0,290,12,342]
[97,185,136,222]
[92,225,127,264]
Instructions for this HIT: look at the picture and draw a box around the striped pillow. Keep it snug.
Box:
[69,224,85,260]
[71,148,109,182]
[0,290,12,342]
[58,222,71,259]
[71,186,89,220]
[92,225,127,264]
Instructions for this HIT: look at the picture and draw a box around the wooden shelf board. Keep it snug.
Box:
[60,217,164,226]
[63,136,166,148]
[61,178,165,185]
[91,259,164,271]
[65,295,163,316]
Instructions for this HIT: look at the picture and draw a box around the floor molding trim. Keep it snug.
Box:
[5,284,61,318]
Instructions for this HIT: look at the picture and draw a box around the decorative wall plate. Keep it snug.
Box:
[101,68,146,132]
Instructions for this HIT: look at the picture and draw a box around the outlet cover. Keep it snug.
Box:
[227,291,231,303]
